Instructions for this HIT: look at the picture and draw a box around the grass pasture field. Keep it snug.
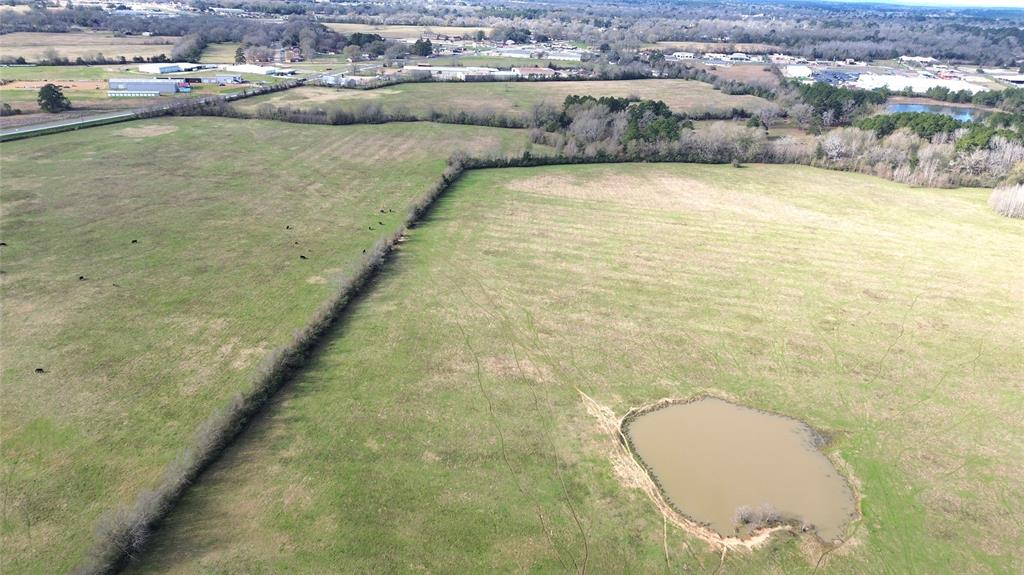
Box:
[131,163,1023,574]
[700,62,781,87]
[233,80,772,119]
[199,42,242,64]
[325,22,492,39]
[0,65,125,82]
[0,32,176,62]
[0,117,538,574]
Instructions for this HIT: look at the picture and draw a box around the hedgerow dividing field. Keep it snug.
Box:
[0,117,537,574]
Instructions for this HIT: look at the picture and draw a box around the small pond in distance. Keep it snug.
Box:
[885,102,981,122]
[626,397,856,541]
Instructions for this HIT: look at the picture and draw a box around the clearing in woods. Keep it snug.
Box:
[233,80,772,119]
[129,163,1023,574]
[0,117,539,574]
[199,42,242,64]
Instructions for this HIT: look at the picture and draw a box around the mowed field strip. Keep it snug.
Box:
[198,42,242,64]
[233,80,772,118]
[0,32,176,61]
[0,117,537,574]
[131,164,1023,573]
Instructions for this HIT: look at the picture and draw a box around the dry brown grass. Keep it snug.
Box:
[1,80,106,90]
[989,183,1024,218]
[698,62,780,87]
[0,32,175,61]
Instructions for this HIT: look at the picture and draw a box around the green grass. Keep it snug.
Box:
[129,163,1023,574]
[199,42,242,64]
[0,117,537,574]
[0,65,123,82]
[233,80,772,119]
[4,87,91,101]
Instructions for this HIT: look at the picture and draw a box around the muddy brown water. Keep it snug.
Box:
[626,398,856,541]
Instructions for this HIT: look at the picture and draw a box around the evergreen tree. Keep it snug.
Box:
[412,38,433,57]
[37,84,71,113]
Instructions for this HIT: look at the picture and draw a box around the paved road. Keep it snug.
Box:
[0,110,143,139]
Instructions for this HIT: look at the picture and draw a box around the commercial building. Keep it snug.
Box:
[769,54,808,64]
[108,78,190,97]
[512,67,556,79]
[137,62,202,74]
[483,46,587,62]
[402,65,501,80]
[811,70,860,86]
[200,75,243,84]
[783,65,814,79]
[899,56,939,65]
[224,64,294,76]
[320,73,379,87]
[854,73,988,94]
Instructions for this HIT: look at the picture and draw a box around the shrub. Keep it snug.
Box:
[989,183,1024,218]
[855,112,963,139]
[734,503,783,530]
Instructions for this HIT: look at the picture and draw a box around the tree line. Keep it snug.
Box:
[166,0,1024,66]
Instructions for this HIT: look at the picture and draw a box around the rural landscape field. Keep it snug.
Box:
[234,80,770,119]
[1,118,537,574]
[127,164,1023,574]
[2,0,1024,573]
[0,32,175,62]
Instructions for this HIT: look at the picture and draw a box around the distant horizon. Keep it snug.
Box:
[808,0,1024,8]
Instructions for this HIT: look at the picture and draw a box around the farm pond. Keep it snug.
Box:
[625,397,856,541]
[885,102,982,121]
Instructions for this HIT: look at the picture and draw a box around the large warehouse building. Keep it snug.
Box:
[137,62,203,74]
[107,78,190,97]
